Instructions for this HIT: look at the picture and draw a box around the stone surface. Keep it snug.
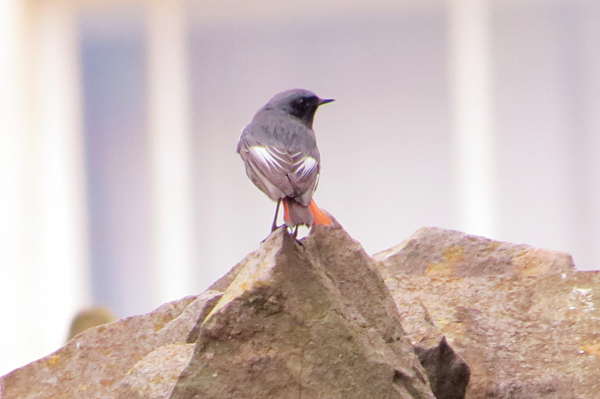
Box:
[208,256,245,292]
[6,224,597,399]
[170,223,435,399]
[0,221,436,399]
[0,291,222,399]
[374,226,575,278]
[115,344,195,399]
[376,227,600,399]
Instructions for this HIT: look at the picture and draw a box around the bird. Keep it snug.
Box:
[237,89,333,235]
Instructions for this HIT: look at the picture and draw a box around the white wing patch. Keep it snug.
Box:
[248,146,286,172]
[293,156,318,179]
[248,146,317,177]
[245,145,319,201]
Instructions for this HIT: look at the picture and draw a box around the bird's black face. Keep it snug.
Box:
[263,89,334,128]
[289,95,321,120]
[287,95,334,128]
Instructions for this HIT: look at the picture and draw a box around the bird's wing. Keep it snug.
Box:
[287,150,320,206]
[238,137,320,204]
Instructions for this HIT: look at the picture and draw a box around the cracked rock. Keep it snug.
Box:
[171,223,434,399]
[0,220,436,399]
[376,227,600,399]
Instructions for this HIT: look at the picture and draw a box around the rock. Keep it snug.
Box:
[207,256,245,292]
[0,291,222,399]
[414,337,470,399]
[115,344,195,399]
[5,223,596,399]
[376,228,600,399]
[374,227,575,278]
[0,220,436,399]
[171,224,435,399]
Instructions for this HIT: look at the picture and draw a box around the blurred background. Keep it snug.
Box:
[1,0,600,376]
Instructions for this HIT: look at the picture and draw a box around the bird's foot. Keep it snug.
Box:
[271,223,283,232]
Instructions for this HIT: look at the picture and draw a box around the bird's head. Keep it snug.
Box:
[264,89,334,128]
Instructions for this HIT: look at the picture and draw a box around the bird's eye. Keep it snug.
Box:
[292,98,306,109]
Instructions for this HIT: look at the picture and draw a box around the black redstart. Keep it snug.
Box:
[237,89,333,233]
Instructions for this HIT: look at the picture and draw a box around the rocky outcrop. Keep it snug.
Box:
[374,226,575,278]
[171,225,433,399]
[375,227,600,399]
[2,224,597,399]
[0,221,436,399]
[0,291,222,399]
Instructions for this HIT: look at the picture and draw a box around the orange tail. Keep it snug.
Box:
[308,200,332,226]
[282,198,331,226]
[282,198,291,225]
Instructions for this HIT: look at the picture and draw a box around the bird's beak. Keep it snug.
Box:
[319,98,335,105]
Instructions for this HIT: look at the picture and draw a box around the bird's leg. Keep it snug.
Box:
[271,198,282,231]
[291,225,299,239]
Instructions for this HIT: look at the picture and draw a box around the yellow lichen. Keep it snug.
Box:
[444,245,465,263]
[487,241,501,250]
[47,354,60,366]
[581,343,600,356]
[425,262,455,277]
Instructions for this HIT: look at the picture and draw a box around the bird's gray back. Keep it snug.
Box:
[240,109,319,159]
